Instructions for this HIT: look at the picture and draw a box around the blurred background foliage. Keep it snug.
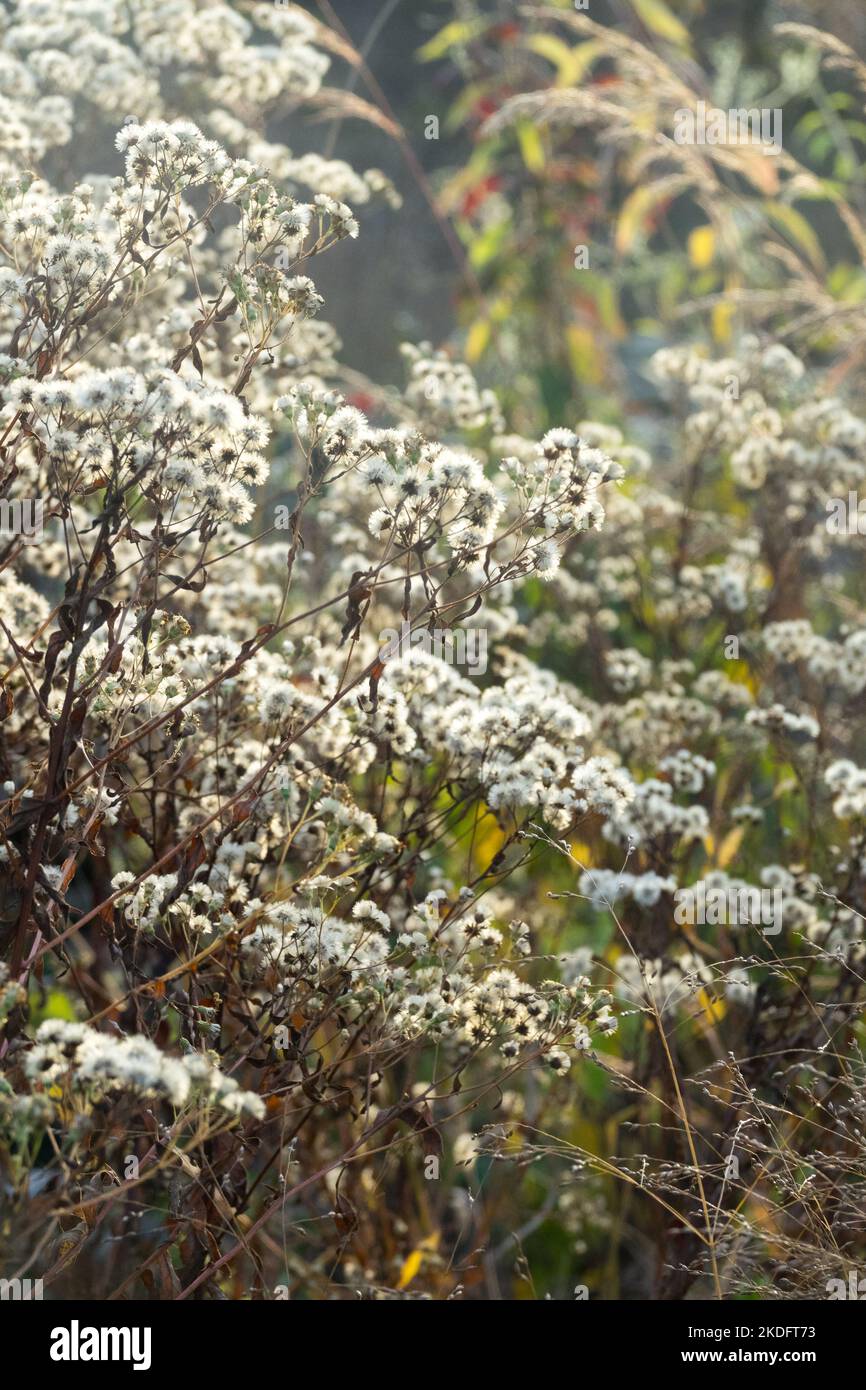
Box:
[305,0,866,429]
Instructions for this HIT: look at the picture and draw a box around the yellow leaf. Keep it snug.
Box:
[472,815,507,870]
[716,826,744,871]
[417,19,485,62]
[595,279,626,339]
[631,0,692,48]
[524,33,572,73]
[396,1248,423,1290]
[516,120,545,173]
[712,299,734,344]
[688,225,715,270]
[615,185,669,254]
[523,35,602,86]
[566,324,604,385]
[569,840,594,866]
[465,318,491,363]
[698,988,726,1025]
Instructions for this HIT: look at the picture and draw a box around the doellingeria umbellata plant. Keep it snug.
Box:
[507,336,866,1298]
[0,0,626,1300]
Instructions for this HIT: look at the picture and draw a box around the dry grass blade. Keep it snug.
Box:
[306,88,401,138]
